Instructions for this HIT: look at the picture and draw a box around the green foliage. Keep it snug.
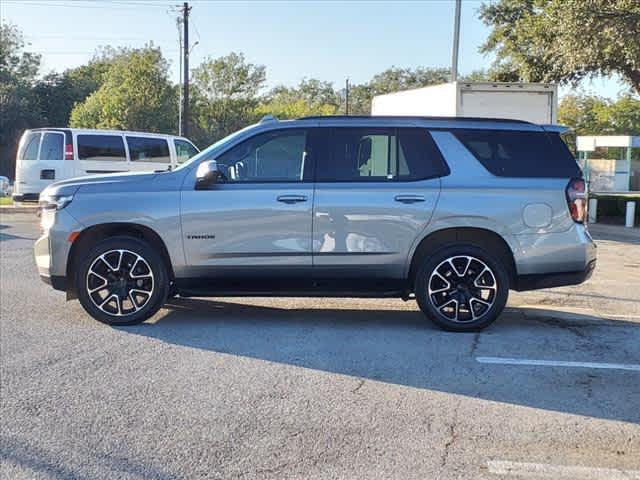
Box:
[480,0,640,93]
[257,78,340,119]
[70,46,177,133]
[559,93,640,135]
[190,52,266,145]
[0,23,42,177]
[28,48,119,129]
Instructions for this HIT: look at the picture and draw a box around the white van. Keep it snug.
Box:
[13,128,199,201]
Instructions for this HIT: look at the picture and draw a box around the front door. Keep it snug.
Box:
[180,128,316,288]
[312,127,446,284]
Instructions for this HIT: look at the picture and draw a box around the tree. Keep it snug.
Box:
[190,52,266,145]
[33,51,119,127]
[257,78,340,119]
[0,23,42,177]
[70,46,177,133]
[558,93,640,135]
[480,0,640,94]
[344,66,453,115]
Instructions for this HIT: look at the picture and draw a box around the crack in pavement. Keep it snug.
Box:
[440,400,460,468]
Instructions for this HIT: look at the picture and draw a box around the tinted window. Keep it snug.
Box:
[216,129,307,182]
[77,135,126,161]
[127,136,170,163]
[174,139,198,163]
[39,132,64,160]
[397,129,449,180]
[19,132,41,161]
[454,129,581,178]
[316,127,448,182]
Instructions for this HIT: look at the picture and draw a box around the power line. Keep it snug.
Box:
[3,0,169,8]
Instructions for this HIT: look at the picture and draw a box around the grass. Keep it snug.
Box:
[0,196,13,206]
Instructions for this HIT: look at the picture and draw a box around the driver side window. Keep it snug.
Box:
[216,129,308,182]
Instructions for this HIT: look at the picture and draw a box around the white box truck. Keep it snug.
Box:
[371,81,558,124]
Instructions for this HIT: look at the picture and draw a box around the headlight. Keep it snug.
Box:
[39,194,74,211]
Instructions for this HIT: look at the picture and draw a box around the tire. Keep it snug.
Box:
[75,236,169,326]
[414,244,509,332]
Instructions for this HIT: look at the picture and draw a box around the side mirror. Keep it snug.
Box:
[195,160,223,189]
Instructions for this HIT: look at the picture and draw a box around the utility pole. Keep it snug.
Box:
[451,0,461,82]
[345,78,350,115]
[182,2,191,137]
[177,15,183,136]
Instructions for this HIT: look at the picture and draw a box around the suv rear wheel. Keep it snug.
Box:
[415,244,509,331]
[75,236,169,326]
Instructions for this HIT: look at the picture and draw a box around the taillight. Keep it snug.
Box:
[65,143,73,160]
[566,178,587,223]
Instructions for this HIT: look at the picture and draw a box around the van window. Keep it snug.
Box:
[453,129,582,178]
[316,128,448,182]
[174,139,198,163]
[77,135,126,162]
[19,132,41,161]
[216,129,307,182]
[39,132,64,160]
[127,136,170,163]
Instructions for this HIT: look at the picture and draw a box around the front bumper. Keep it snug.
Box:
[34,208,83,291]
[13,193,40,202]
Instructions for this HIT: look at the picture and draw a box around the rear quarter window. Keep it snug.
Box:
[77,134,126,161]
[453,129,581,178]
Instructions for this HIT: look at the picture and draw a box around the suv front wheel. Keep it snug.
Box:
[75,236,169,326]
[415,245,509,331]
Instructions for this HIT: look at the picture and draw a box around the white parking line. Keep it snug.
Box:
[476,356,640,372]
[487,460,640,479]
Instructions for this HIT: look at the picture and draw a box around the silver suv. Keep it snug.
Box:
[35,116,596,331]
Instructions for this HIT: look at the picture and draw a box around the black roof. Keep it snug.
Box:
[298,115,533,125]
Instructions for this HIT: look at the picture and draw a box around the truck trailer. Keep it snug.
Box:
[371,81,558,124]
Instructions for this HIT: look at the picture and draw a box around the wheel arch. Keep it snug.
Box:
[408,227,517,288]
[66,222,175,292]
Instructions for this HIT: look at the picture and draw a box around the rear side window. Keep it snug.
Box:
[77,135,126,162]
[127,136,170,163]
[174,139,198,163]
[18,132,41,160]
[397,129,450,180]
[316,127,448,182]
[40,132,64,160]
[453,129,581,178]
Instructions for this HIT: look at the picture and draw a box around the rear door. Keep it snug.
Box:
[312,127,446,281]
[15,130,70,196]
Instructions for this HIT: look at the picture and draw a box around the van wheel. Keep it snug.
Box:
[75,236,169,326]
[414,245,509,332]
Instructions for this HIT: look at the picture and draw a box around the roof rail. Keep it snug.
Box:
[297,115,533,125]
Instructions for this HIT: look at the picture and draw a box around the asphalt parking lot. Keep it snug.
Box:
[1,213,639,479]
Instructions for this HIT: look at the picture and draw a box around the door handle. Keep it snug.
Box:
[277,194,308,204]
[394,194,425,204]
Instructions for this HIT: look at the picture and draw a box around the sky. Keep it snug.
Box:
[1,0,628,99]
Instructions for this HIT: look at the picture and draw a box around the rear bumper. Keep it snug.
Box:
[514,258,596,291]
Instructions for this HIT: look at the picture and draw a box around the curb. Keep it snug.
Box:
[0,205,39,214]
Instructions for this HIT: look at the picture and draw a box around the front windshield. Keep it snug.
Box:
[174,124,259,171]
